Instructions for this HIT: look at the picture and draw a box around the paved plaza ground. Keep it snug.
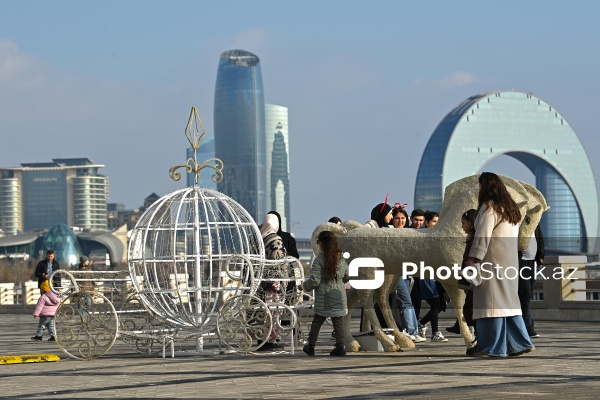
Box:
[1,313,599,399]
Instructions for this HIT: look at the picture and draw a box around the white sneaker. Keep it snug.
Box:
[412,335,427,343]
[431,331,448,342]
[418,323,428,338]
[401,330,416,341]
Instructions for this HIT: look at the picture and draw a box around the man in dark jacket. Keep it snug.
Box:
[35,249,61,289]
[267,211,299,258]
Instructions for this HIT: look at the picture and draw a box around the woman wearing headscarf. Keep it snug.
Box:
[366,202,393,228]
[261,213,287,260]
[257,214,287,351]
[267,211,299,258]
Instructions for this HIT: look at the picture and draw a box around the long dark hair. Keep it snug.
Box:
[318,231,342,281]
[478,172,521,224]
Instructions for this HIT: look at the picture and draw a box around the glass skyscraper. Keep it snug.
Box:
[414,91,598,253]
[265,104,291,232]
[0,158,109,234]
[214,50,266,223]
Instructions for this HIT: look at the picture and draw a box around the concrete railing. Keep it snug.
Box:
[0,283,15,305]
[0,281,41,306]
[531,255,600,322]
[1,258,599,319]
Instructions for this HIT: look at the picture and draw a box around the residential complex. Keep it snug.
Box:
[0,158,109,235]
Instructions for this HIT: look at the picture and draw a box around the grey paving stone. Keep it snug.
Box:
[1,314,599,399]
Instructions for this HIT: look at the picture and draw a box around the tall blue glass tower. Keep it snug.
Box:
[414,90,599,254]
[214,50,266,222]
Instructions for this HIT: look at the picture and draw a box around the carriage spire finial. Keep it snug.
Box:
[168,106,224,186]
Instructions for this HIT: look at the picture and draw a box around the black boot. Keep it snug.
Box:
[330,344,346,356]
[466,344,478,356]
[303,344,315,356]
[446,320,460,334]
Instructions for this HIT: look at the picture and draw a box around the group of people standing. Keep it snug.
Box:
[298,172,538,358]
[367,202,447,343]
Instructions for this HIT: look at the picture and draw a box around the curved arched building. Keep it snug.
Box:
[415,90,598,253]
[214,50,266,222]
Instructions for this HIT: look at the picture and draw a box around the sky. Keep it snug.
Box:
[1,1,599,238]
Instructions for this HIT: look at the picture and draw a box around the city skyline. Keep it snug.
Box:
[1,1,599,239]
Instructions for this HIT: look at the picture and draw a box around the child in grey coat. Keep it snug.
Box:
[301,230,349,356]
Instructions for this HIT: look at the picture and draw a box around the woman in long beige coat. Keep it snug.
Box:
[467,172,535,357]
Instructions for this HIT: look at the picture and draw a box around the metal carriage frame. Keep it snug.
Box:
[49,255,309,360]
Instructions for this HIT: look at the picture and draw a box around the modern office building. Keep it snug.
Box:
[214,49,266,223]
[0,158,109,234]
[414,90,599,253]
[265,104,291,232]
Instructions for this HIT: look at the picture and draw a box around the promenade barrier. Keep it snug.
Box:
[0,283,15,305]
[529,255,600,321]
[2,257,599,320]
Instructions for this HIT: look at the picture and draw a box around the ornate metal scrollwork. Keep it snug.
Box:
[54,291,118,360]
[168,106,224,185]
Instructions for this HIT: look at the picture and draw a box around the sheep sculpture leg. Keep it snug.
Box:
[344,286,401,352]
[373,275,414,350]
[343,287,362,352]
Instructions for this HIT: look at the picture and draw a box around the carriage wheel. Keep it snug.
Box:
[217,294,272,353]
[54,291,118,360]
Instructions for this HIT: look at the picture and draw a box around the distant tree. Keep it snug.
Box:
[0,259,35,284]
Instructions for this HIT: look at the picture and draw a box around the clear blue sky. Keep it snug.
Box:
[1,1,599,238]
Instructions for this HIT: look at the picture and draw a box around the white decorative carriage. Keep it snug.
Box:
[50,108,308,360]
